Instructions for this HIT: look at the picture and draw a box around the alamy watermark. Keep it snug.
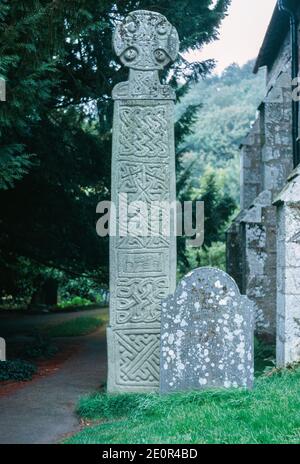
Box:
[96,195,204,247]
[266,75,300,103]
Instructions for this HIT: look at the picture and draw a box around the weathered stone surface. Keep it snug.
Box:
[274,167,300,367]
[0,337,6,361]
[227,53,294,338]
[107,11,179,393]
[240,115,263,210]
[160,268,254,393]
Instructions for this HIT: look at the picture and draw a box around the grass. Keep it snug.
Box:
[43,316,104,338]
[65,366,300,444]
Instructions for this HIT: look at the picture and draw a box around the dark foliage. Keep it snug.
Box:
[0,359,37,381]
[0,0,230,299]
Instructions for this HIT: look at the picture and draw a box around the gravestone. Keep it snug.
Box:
[0,338,6,361]
[160,268,254,393]
[107,10,179,392]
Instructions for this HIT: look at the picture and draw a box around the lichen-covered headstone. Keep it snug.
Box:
[107,11,179,392]
[160,268,254,393]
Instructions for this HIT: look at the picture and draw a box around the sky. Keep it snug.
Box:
[187,0,278,74]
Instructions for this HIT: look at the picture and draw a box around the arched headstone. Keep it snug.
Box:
[160,268,254,393]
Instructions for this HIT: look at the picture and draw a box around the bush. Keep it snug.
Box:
[0,359,37,381]
[23,336,58,360]
[58,296,93,309]
[186,242,226,273]
[44,316,104,337]
[59,277,108,304]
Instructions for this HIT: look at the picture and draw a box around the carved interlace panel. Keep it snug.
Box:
[116,275,168,323]
[115,330,160,387]
[118,162,170,201]
[118,106,169,160]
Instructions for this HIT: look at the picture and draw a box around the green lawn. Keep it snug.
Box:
[65,366,300,444]
[44,316,104,338]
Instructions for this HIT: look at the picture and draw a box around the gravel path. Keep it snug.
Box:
[0,309,107,444]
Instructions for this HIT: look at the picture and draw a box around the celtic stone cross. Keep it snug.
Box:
[107,10,179,392]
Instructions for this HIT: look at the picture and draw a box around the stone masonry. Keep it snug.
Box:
[227,24,294,337]
[274,166,300,366]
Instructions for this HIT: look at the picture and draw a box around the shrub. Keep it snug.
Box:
[186,242,227,273]
[0,359,37,381]
[44,316,104,337]
[59,277,108,304]
[58,296,93,309]
[23,335,58,360]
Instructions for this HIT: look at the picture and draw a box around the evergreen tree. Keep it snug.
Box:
[0,0,230,302]
[176,61,265,273]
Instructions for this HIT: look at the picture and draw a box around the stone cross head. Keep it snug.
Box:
[113,10,179,71]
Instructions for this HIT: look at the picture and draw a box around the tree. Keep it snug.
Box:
[176,60,265,203]
[175,61,265,274]
[177,167,236,275]
[0,0,231,303]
